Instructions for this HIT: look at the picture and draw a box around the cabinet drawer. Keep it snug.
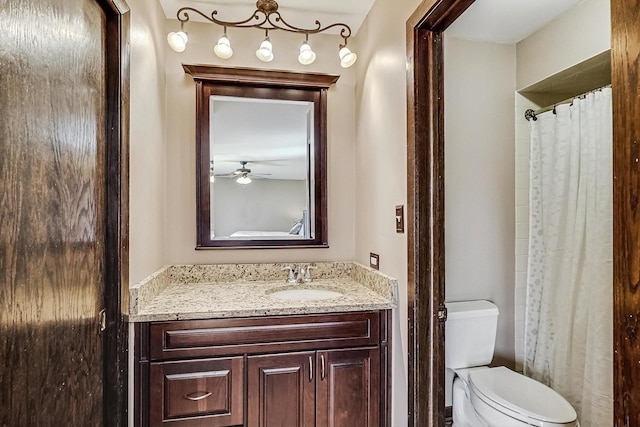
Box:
[150,311,380,360]
[150,357,243,426]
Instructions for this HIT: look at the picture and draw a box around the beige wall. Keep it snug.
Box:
[354,0,422,423]
[213,178,306,236]
[443,35,517,367]
[128,0,167,285]
[128,0,169,422]
[164,21,356,264]
[516,0,611,90]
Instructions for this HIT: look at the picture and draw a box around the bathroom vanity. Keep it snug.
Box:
[130,262,397,427]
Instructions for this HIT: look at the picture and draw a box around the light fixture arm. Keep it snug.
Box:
[176,0,352,40]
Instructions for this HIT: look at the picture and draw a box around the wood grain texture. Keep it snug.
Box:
[135,311,390,426]
[150,357,244,426]
[149,311,379,360]
[612,0,640,425]
[182,64,339,89]
[101,0,131,424]
[405,1,475,426]
[0,0,107,424]
[316,348,380,427]
[247,352,316,427]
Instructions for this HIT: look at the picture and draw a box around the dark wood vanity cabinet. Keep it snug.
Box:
[247,351,316,426]
[134,311,391,427]
[247,348,380,427]
[316,348,380,427]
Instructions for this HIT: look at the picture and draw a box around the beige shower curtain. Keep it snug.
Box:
[524,88,613,426]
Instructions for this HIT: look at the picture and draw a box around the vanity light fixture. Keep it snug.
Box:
[168,0,357,67]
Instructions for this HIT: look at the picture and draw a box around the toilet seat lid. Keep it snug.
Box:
[469,367,577,424]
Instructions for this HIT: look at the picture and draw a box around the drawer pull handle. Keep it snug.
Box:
[309,356,313,382]
[184,391,212,401]
[321,354,325,380]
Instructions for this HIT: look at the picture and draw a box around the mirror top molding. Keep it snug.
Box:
[182,64,340,89]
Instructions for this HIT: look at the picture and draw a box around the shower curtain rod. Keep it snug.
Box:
[524,84,612,121]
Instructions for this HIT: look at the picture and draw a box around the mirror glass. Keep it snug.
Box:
[209,95,314,240]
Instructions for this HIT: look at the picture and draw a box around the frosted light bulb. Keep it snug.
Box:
[214,35,233,59]
[298,42,316,65]
[339,46,357,68]
[256,39,274,62]
[167,31,188,53]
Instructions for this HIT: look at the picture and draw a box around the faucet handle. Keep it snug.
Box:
[281,265,296,283]
[304,265,317,283]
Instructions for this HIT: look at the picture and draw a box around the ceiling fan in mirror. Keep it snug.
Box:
[211,161,272,185]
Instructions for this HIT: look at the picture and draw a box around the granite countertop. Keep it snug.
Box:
[129,262,398,322]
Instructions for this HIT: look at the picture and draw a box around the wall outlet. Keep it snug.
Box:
[370,253,380,270]
[395,205,405,233]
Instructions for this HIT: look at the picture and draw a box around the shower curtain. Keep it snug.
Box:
[524,88,612,426]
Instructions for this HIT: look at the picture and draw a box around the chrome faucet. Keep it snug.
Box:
[281,265,296,284]
[304,265,317,283]
[282,264,316,284]
[296,265,306,283]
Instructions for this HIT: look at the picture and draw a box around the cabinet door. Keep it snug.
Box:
[150,357,243,426]
[316,348,380,427]
[247,352,316,427]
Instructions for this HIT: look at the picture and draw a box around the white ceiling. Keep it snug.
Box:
[160,0,586,45]
[211,96,311,180]
[446,0,583,44]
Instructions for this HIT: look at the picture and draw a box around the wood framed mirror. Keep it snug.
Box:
[183,65,338,249]
[406,0,640,426]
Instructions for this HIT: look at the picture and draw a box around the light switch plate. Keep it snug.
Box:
[395,205,405,233]
[370,252,380,270]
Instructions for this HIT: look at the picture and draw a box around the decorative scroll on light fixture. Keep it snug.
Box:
[167,0,357,68]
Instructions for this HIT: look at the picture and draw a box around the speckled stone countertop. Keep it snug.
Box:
[129,262,397,322]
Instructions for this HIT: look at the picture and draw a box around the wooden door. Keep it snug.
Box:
[0,0,124,424]
[247,352,316,427]
[316,348,380,427]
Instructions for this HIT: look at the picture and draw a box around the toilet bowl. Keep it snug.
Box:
[445,300,578,427]
[452,367,578,427]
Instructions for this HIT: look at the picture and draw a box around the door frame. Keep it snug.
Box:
[406,0,640,426]
[405,2,475,425]
[100,0,130,425]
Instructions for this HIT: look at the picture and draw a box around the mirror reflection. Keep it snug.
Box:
[209,96,314,240]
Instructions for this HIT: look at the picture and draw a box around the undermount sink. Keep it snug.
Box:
[267,285,344,301]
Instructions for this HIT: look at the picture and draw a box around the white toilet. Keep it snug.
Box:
[445,300,579,427]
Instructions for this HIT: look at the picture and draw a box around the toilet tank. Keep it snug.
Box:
[445,300,499,369]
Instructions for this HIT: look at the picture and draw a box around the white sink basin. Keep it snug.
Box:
[268,286,344,301]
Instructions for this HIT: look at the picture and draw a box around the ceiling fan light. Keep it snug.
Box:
[214,35,233,59]
[256,39,274,62]
[298,41,316,65]
[236,175,252,185]
[167,30,188,53]
[339,46,357,68]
